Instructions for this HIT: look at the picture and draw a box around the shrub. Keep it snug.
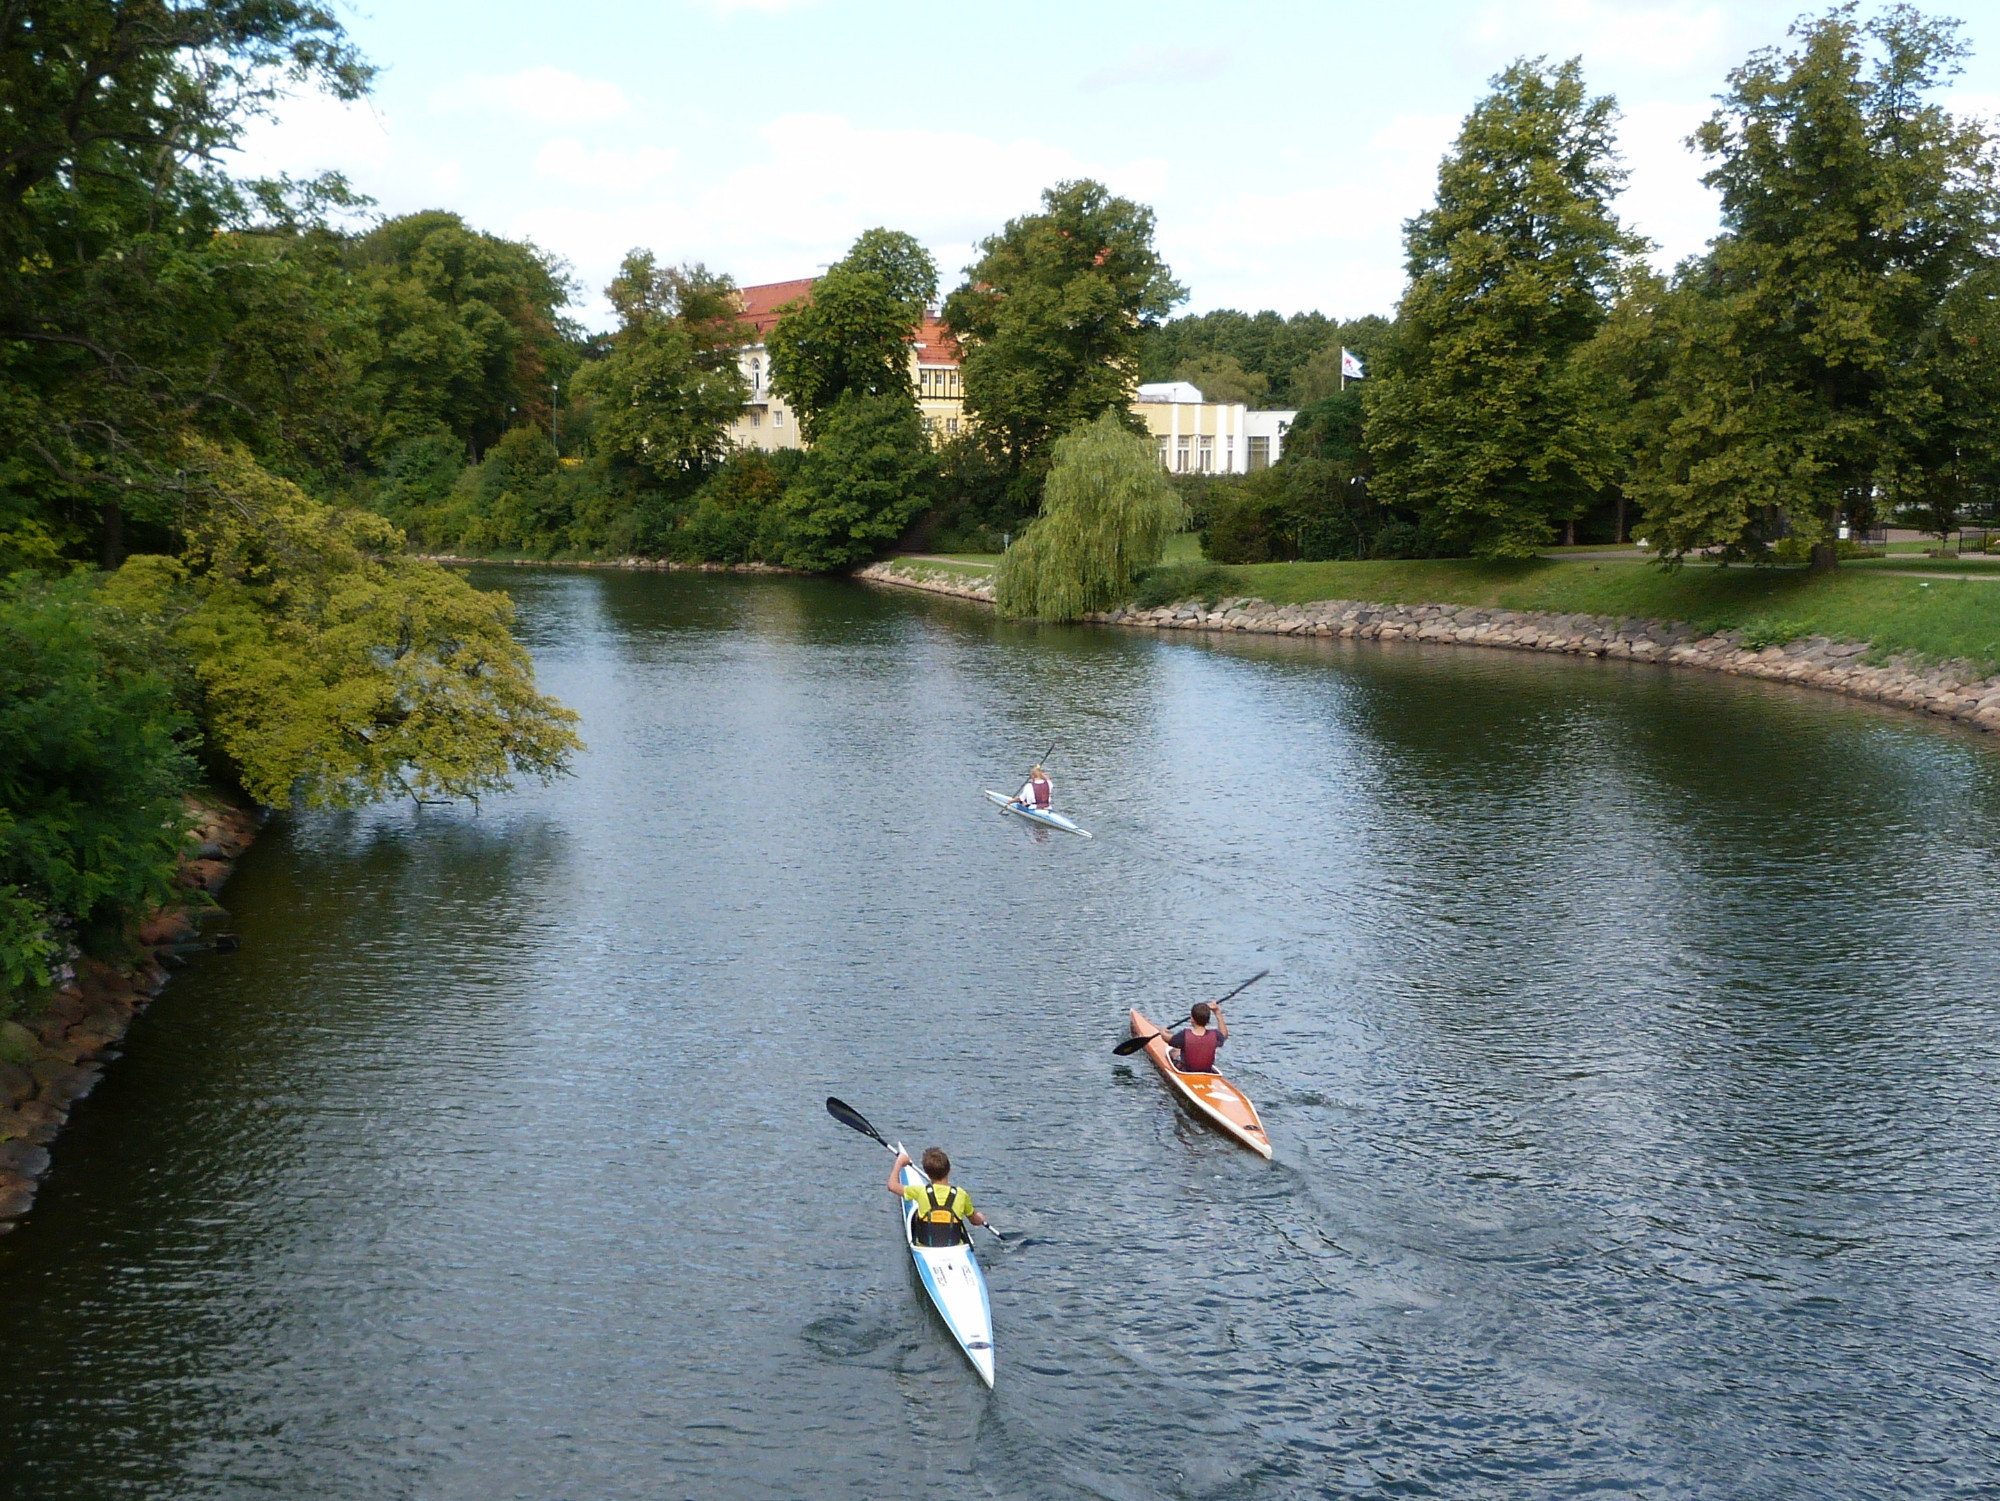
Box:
[0,576,197,996]
[770,393,935,571]
[1132,561,1232,609]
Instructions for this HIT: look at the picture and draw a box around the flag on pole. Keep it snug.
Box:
[1340,348,1365,380]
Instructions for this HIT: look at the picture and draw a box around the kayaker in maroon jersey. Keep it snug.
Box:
[1013,765,1053,812]
[1168,1002,1227,1073]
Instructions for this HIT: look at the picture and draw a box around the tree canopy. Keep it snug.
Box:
[1363,57,1646,558]
[944,180,1184,486]
[767,230,937,439]
[1620,5,2000,567]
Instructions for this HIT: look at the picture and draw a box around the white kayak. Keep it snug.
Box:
[983,789,1092,838]
[898,1153,995,1387]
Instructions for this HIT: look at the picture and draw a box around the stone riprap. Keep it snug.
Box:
[855,561,2000,737]
[0,799,261,1233]
[856,559,997,602]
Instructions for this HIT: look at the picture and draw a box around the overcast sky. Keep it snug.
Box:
[236,0,2000,329]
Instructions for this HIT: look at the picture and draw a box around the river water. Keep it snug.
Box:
[3,570,1998,1500]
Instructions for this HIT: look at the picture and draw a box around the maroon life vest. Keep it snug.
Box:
[1175,1026,1220,1072]
[1030,777,1051,807]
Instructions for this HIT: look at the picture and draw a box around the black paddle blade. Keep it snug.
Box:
[826,1096,890,1149]
[1113,1029,1164,1056]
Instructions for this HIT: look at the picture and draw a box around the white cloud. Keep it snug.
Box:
[1082,46,1233,93]
[1615,98,1719,269]
[429,68,628,125]
[1460,0,1751,75]
[235,91,395,176]
[536,138,678,192]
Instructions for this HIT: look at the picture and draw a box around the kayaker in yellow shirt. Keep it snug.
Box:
[890,1146,989,1247]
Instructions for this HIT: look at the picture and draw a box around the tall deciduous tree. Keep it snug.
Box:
[1625,6,2000,568]
[0,0,371,565]
[578,252,746,486]
[944,180,1184,502]
[767,229,936,440]
[996,412,1183,621]
[1364,58,1645,557]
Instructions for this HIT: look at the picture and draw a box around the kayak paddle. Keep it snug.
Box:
[825,1097,1003,1242]
[1112,969,1270,1055]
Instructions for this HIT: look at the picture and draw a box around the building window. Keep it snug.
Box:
[750,357,761,392]
[1198,434,1214,472]
[1176,435,1191,473]
[1157,437,1170,468]
[1224,436,1234,469]
[1248,436,1271,471]
[751,411,761,427]
[774,409,784,427]
[946,417,959,435]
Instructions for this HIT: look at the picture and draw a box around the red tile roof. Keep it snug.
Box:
[734,277,960,366]
[733,278,817,338]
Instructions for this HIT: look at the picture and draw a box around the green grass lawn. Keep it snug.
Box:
[1217,556,2000,669]
[881,555,998,584]
[883,539,2000,669]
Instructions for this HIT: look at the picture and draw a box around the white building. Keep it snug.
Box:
[1134,382,1296,474]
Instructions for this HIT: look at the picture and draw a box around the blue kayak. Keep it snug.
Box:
[983,789,1092,838]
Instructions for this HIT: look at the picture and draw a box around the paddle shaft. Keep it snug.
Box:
[824,1097,1002,1241]
[1113,969,1269,1055]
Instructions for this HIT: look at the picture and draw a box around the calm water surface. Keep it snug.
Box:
[3,570,1998,1500]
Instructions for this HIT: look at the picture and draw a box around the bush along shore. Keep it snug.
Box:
[853,561,2000,737]
[0,799,260,1234]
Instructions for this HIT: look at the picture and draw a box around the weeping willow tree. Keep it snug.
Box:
[996,414,1184,620]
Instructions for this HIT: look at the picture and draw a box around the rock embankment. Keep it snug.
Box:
[0,799,261,1234]
[855,560,2000,737]
[1091,597,2000,734]
[855,559,996,602]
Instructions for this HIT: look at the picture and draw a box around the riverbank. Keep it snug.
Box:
[854,558,2000,738]
[417,554,797,573]
[0,799,261,1234]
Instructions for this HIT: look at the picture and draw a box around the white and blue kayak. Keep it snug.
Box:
[983,789,1092,839]
[898,1152,996,1387]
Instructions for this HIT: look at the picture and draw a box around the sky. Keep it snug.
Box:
[236,0,2000,330]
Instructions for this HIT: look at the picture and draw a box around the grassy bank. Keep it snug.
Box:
[1222,558,2000,668]
[901,546,2000,671]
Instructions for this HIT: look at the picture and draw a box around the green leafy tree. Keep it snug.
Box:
[1625,6,2000,568]
[349,212,578,460]
[944,180,1185,499]
[770,393,933,571]
[996,413,1183,620]
[1292,316,1392,403]
[1,575,197,995]
[578,253,746,487]
[767,229,937,439]
[105,443,581,808]
[1171,354,1269,406]
[0,0,371,565]
[839,228,939,318]
[1364,58,1646,557]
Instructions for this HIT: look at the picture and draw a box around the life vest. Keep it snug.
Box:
[914,1183,967,1246]
[1030,776,1051,807]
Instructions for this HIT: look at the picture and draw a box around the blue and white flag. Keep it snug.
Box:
[1341,348,1365,380]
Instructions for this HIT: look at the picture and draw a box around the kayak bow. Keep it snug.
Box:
[1128,1008,1272,1158]
[898,1152,996,1387]
[983,789,1092,838]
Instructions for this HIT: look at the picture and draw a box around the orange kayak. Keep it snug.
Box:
[1128,1008,1271,1158]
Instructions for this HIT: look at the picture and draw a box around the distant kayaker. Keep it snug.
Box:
[890,1146,989,1247]
[1014,765,1053,812]
[1168,1002,1227,1073]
